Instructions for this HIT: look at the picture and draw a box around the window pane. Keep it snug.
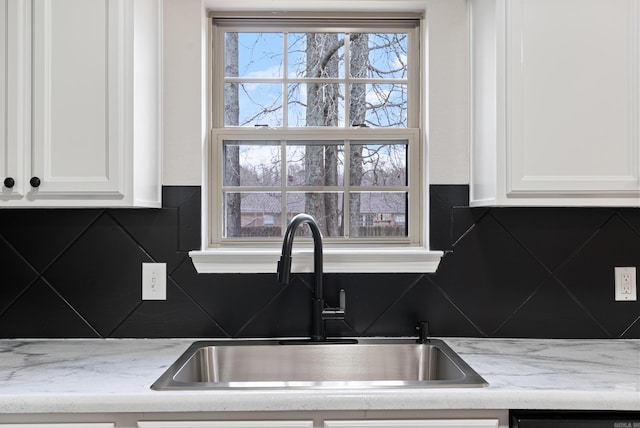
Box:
[224,192,282,238]
[226,32,283,78]
[350,142,407,187]
[356,33,408,79]
[223,141,281,187]
[286,141,344,186]
[360,83,408,127]
[349,192,407,237]
[225,83,283,126]
[286,83,307,126]
[288,83,345,127]
[286,192,344,237]
[288,33,345,78]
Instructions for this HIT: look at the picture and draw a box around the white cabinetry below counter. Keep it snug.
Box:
[0,415,504,428]
[137,420,499,428]
[0,0,161,207]
[470,0,640,206]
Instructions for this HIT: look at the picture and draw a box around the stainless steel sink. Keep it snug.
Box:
[151,338,488,390]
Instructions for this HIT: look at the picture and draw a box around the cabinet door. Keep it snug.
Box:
[0,0,29,198]
[508,0,640,196]
[31,0,124,198]
[138,423,314,428]
[325,420,499,428]
[0,425,114,428]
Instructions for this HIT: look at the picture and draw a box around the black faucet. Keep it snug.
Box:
[277,213,350,342]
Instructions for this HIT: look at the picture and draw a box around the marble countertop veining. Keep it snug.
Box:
[0,338,638,414]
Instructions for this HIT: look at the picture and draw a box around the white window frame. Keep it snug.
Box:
[190,9,443,274]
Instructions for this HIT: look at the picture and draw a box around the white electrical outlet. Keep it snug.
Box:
[142,263,167,301]
[615,267,637,301]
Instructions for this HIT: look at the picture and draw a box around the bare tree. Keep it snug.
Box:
[349,33,368,237]
[224,33,241,237]
[222,29,408,239]
[302,33,402,237]
[305,33,342,236]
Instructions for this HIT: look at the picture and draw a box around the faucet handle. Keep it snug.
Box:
[322,289,346,320]
[339,289,346,311]
[416,321,429,344]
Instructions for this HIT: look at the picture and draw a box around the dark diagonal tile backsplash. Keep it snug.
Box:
[0,185,639,339]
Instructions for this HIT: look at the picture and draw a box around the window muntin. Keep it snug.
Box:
[211,18,421,246]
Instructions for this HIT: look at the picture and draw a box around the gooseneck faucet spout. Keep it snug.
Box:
[277,213,326,341]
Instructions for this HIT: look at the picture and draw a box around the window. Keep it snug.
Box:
[191,12,443,273]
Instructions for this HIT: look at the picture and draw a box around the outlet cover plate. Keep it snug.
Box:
[615,266,637,301]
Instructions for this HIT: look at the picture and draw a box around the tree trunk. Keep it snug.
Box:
[305,33,341,235]
[224,32,241,237]
[349,33,368,237]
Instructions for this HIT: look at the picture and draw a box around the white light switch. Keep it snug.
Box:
[142,263,167,300]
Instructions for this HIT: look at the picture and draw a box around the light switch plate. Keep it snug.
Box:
[142,263,167,300]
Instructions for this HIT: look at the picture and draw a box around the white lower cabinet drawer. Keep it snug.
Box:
[0,425,114,428]
[324,420,500,428]
[137,422,314,428]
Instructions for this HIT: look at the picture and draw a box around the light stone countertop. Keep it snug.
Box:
[0,338,638,414]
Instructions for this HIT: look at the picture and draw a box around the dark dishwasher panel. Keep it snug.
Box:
[511,411,640,428]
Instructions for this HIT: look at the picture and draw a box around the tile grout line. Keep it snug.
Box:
[0,210,105,322]
[360,274,425,336]
[426,275,487,337]
[169,272,233,338]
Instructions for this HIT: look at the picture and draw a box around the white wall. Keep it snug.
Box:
[425,0,469,185]
[162,0,205,185]
[161,0,470,186]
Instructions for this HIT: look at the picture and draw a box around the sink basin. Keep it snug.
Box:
[151,338,488,390]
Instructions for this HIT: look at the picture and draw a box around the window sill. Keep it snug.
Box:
[189,247,444,274]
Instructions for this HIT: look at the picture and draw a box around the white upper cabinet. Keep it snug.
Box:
[0,0,28,199]
[470,0,640,206]
[0,0,161,207]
